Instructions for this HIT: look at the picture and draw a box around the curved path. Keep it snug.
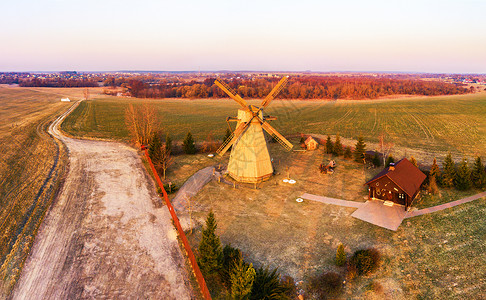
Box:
[12,102,193,299]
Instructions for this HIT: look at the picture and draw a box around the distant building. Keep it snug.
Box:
[61,98,71,102]
[304,136,319,150]
[365,158,426,210]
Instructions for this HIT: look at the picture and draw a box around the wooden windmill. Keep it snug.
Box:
[214,76,293,183]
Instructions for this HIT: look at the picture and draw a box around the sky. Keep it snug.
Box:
[1,0,485,73]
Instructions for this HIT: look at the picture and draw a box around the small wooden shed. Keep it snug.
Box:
[365,158,426,210]
[304,136,318,150]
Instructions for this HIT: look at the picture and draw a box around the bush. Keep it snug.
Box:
[350,248,381,276]
[308,271,343,299]
[163,183,178,194]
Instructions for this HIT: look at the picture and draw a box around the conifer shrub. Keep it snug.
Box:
[471,156,486,189]
[336,244,346,266]
[442,152,456,187]
[454,158,471,190]
[326,136,334,154]
[183,131,197,154]
[333,135,343,156]
[354,137,366,163]
[344,146,352,159]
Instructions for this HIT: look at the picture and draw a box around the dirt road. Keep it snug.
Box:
[12,102,193,299]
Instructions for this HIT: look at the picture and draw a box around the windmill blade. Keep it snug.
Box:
[214,79,249,109]
[217,120,251,156]
[260,121,293,151]
[260,76,289,108]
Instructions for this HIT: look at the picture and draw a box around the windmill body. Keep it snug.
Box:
[214,77,293,184]
[228,108,273,183]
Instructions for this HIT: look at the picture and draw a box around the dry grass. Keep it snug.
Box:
[183,144,485,299]
[0,86,78,295]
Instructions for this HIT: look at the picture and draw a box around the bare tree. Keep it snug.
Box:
[157,147,173,179]
[125,103,160,146]
[378,131,394,167]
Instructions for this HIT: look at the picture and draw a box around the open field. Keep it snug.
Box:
[62,92,486,163]
[182,144,486,299]
[0,87,83,295]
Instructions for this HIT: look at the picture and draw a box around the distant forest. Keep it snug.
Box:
[120,77,470,100]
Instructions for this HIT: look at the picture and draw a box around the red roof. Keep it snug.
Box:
[365,158,426,197]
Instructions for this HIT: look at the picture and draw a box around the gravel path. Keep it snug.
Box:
[172,166,216,211]
[12,102,193,299]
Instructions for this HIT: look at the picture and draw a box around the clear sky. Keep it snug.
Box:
[1,0,485,73]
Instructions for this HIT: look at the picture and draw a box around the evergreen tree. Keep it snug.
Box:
[231,259,256,299]
[333,135,343,156]
[430,157,442,185]
[220,244,242,289]
[354,137,366,163]
[299,135,306,145]
[148,133,163,163]
[344,146,352,159]
[454,158,471,190]
[385,155,395,167]
[442,152,456,188]
[165,133,172,154]
[336,244,346,266]
[183,131,196,154]
[326,136,333,154]
[471,156,486,189]
[410,156,418,167]
[198,211,222,275]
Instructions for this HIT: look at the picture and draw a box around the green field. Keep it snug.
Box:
[62,93,486,162]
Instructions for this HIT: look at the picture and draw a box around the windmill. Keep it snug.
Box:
[214,76,293,183]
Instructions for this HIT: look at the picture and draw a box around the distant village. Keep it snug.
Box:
[1,71,486,87]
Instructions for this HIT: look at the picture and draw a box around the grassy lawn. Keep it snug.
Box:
[183,145,485,299]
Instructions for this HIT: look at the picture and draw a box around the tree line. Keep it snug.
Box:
[19,78,98,88]
[121,76,469,100]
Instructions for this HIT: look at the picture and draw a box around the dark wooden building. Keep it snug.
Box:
[365,158,426,209]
